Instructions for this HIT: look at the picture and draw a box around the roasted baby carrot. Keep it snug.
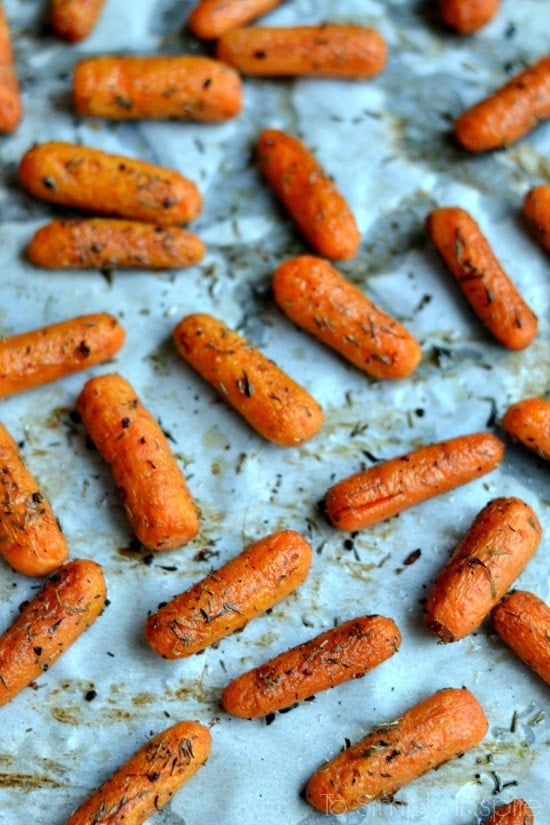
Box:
[188,0,284,40]
[221,614,401,718]
[19,142,202,226]
[257,129,360,260]
[77,373,199,551]
[27,218,205,271]
[502,397,550,462]
[173,313,323,447]
[454,55,550,152]
[484,799,534,825]
[272,256,421,379]
[65,720,211,825]
[0,422,68,576]
[492,590,550,685]
[306,687,488,813]
[523,184,550,254]
[324,432,504,532]
[0,559,106,706]
[424,497,542,643]
[73,55,243,122]
[426,207,538,350]
[438,0,499,33]
[216,24,387,79]
[0,3,22,133]
[145,529,312,659]
[0,313,125,399]
[51,0,106,42]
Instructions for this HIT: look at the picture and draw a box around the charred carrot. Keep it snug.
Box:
[27,218,205,271]
[306,687,488,813]
[19,142,202,226]
[523,184,550,254]
[438,0,499,34]
[51,0,106,42]
[257,129,360,260]
[324,432,504,532]
[77,373,199,551]
[221,614,401,719]
[454,55,550,152]
[173,313,323,447]
[484,799,534,825]
[272,256,421,379]
[424,497,542,643]
[502,397,550,462]
[0,559,106,706]
[65,720,211,825]
[216,24,387,79]
[0,3,22,133]
[426,207,538,350]
[73,55,242,122]
[188,0,284,40]
[145,529,312,659]
[0,313,125,399]
[492,590,550,685]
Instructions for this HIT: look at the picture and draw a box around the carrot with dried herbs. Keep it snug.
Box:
[272,255,421,379]
[324,432,504,532]
[426,207,537,350]
[523,184,550,254]
[438,0,499,34]
[145,530,312,658]
[51,0,106,42]
[484,799,534,825]
[188,0,284,40]
[0,3,22,133]
[492,590,550,685]
[501,397,550,462]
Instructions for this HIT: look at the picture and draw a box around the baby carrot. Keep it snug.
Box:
[19,142,202,226]
[484,799,534,825]
[188,0,284,40]
[0,313,125,399]
[523,184,550,254]
[27,218,205,271]
[65,720,211,825]
[221,614,401,719]
[424,497,542,643]
[216,24,387,79]
[0,422,68,576]
[0,3,22,133]
[257,129,360,260]
[173,313,323,447]
[492,590,550,685]
[0,559,106,706]
[77,373,199,551]
[453,55,550,152]
[501,397,550,462]
[73,55,243,122]
[324,432,504,532]
[426,207,538,350]
[438,0,499,34]
[145,529,312,659]
[51,0,106,42]
[272,255,421,380]
[306,687,488,813]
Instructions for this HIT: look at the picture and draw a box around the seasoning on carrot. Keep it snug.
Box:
[0,3,22,133]
[438,0,500,34]
[453,55,550,152]
[257,129,360,260]
[492,590,550,685]
[0,313,125,399]
[173,313,323,447]
[306,687,488,813]
[324,432,504,532]
[77,373,199,551]
[18,142,202,226]
[73,55,243,122]
[221,614,401,719]
[145,529,312,659]
[501,397,550,462]
[216,24,387,79]
[0,559,106,706]
[424,497,542,643]
[426,207,538,350]
[27,218,205,271]
[65,720,211,825]
[523,184,550,254]
[51,0,106,42]
[188,0,284,40]
[483,799,534,825]
[272,255,421,379]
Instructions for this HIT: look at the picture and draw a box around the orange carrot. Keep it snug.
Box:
[257,128,360,260]
[77,373,199,551]
[145,530,312,659]
[272,255,421,379]
[0,559,106,706]
[188,0,284,40]
[424,497,542,643]
[306,687,488,813]
[426,207,538,350]
[19,142,202,226]
[454,55,550,152]
[492,590,550,685]
[216,24,387,79]
[324,432,504,532]
[221,614,401,718]
[73,55,243,122]
[65,720,211,825]
[0,3,22,133]
[438,0,499,33]
[27,218,205,271]
[0,313,125,399]
[502,397,550,462]
[173,313,323,447]
[51,0,106,42]
[523,184,550,254]
[484,799,534,825]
